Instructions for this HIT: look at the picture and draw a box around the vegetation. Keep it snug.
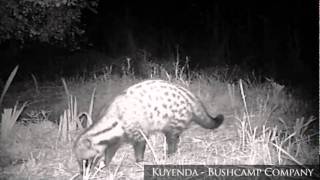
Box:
[0,0,98,48]
[0,1,316,179]
[0,53,317,179]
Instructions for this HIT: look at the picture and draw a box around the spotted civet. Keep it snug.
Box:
[73,80,223,172]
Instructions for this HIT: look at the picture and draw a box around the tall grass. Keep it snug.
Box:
[234,77,317,165]
[58,78,96,142]
[1,102,27,141]
[0,65,19,109]
[0,65,26,141]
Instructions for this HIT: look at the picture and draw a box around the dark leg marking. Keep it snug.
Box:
[104,141,122,166]
[164,131,180,155]
[133,140,146,162]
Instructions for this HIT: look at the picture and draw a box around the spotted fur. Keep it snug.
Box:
[73,80,223,173]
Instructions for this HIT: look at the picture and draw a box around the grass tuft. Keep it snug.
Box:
[1,102,27,141]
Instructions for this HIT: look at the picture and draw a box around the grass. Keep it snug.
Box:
[0,65,19,110]
[0,56,318,179]
[1,102,27,141]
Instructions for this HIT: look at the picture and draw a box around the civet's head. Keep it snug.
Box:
[73,111,125,174]
[72,113,102,173]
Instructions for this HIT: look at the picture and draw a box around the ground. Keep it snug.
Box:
[0,77,318,179]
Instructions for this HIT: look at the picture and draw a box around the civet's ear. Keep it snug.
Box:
[78,112,93,129]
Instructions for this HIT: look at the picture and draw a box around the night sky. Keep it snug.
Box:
[0,0,318,89]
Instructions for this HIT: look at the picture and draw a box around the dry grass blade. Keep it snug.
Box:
[31,74,40,95]
[227,83,235,110]
[58,95,78,141]
[82,159,92,180]
[88,87,96,117]
[61,78,70,96]
[271,142,304,166]
[294,117,316,137]
[69,95,78,131]
[113,153,127,177]
[138,129,159,164]
[58,110,69,142]
[239,79,249,117]
[0,65,19,109]
[80,155,103,180]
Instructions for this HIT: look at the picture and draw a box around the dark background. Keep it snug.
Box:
[0,0,318,91]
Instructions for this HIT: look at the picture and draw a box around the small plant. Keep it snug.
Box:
[0,65,23,141]
[1,102,27,141]
[235,78,317,165]
[273,116,317,165]
[121,57,135,78]
[93,65,114,81]
[58,95,78,142]
[58,78,78,142]
[58,79,96,141]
